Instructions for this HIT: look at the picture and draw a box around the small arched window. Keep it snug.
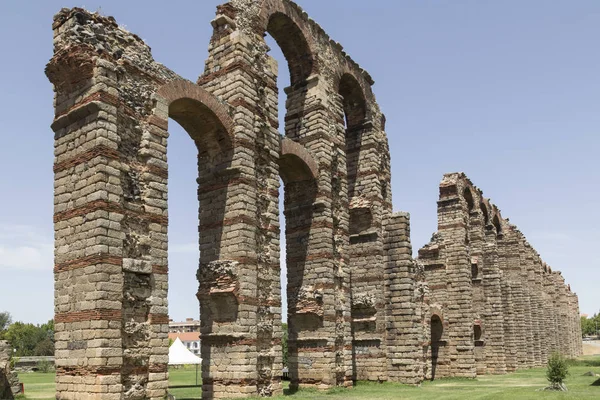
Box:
[463,188,474,211]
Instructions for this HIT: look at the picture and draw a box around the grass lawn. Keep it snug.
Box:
[15,355,600,400]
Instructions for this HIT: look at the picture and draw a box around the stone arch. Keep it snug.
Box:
[480,200,490,224]
[492,213,503,235]
[279,138,318,183]
[339,73,368,203]
[339,73,368,131]
[156,80,235,154]
[265,11,315,85]
[463,186,475,212]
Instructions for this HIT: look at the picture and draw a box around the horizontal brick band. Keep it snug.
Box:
[237,295,281,308]
[54,199,168,225]
[54,254,122,273]
[54,144,169,182]
[201,176,255,194]
[202,377,257,387]
[54,145,120,173]
[286,221,334,236]
[152,265,168,274]
[201,335,282,347]
[56,363,167,377]
[287,251,334,264]
[149,313,170,324]
[148,115,168,131]
[55,309,121,323]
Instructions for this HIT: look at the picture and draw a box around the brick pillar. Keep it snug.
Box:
[196,24,284,398]
[437,177,475,378]
[48,9,171,399]
[517,236,535,368]
[282,80,353,389]
[533,255,548,365]
[482,224,506,374]
[467,201,486,375]
[384,212,422,384]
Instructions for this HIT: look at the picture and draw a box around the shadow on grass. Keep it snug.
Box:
[567,358,600,367]
[592,378,600,386]
[169,385,201,389]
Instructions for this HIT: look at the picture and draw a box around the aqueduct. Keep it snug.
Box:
[46,2,581,399]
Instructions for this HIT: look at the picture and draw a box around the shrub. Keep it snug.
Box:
[36,359,53,373]
[546,352,569,386]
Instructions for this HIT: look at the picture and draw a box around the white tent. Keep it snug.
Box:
[169,337,202,386]
[168,337,202,365]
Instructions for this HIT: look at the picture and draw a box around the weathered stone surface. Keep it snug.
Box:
[0,341,20,399]
[416,173,582,380]
[47,3,581,399]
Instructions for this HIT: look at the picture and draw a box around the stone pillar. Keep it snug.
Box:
[466,193,486,376]
[513,236,539,368]
[482,224,506,374]
[437,176,475,378]
[0,341,19,399]
[48,11,136,398]
[384,212,422,384]
[197,18,284,398]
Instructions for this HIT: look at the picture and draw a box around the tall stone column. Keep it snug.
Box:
[482,224,506,373]
[47,9,174,399]
[384,212,422,384]
[437,177,475,378]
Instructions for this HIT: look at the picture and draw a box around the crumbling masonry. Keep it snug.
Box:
[46,2,582,399]
[417,173,582,380]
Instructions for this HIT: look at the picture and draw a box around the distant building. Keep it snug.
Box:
[168,332,201,355]
[169,317,200,333]
[168,318,201,355]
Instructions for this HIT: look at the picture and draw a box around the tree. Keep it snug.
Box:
[0,311,11,337]
[581,312,600,337]
[4,319,55,357]
[546,352,569,391]
[281,322,288,368]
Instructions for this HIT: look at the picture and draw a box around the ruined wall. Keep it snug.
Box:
[0,341,20,399]
[47,2,582,399]
[417,173,582,380]
[47,1,397,398]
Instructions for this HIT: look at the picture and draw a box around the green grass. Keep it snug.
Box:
[15,372,54,399]
[14,356,600,400]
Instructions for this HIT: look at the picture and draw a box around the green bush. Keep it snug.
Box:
[546,352,569,385]
[36,359,53,373]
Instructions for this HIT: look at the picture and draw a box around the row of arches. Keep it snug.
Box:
[161,1,386,396]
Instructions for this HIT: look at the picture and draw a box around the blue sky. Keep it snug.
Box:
[0,0,598,324]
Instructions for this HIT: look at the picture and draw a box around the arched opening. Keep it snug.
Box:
[267,12,313,87]
[480,201,489,224]
[493,214,502,236]
[339,73,367,201]
[158,81,236,397]
[263,13,317,388]
[430,315,443,380]
[474,324,482,342]
[278,141,318,390]
[463,187,474,212]
[471,263,479,280]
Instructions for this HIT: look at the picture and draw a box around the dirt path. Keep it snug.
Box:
[582,340,600,355]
